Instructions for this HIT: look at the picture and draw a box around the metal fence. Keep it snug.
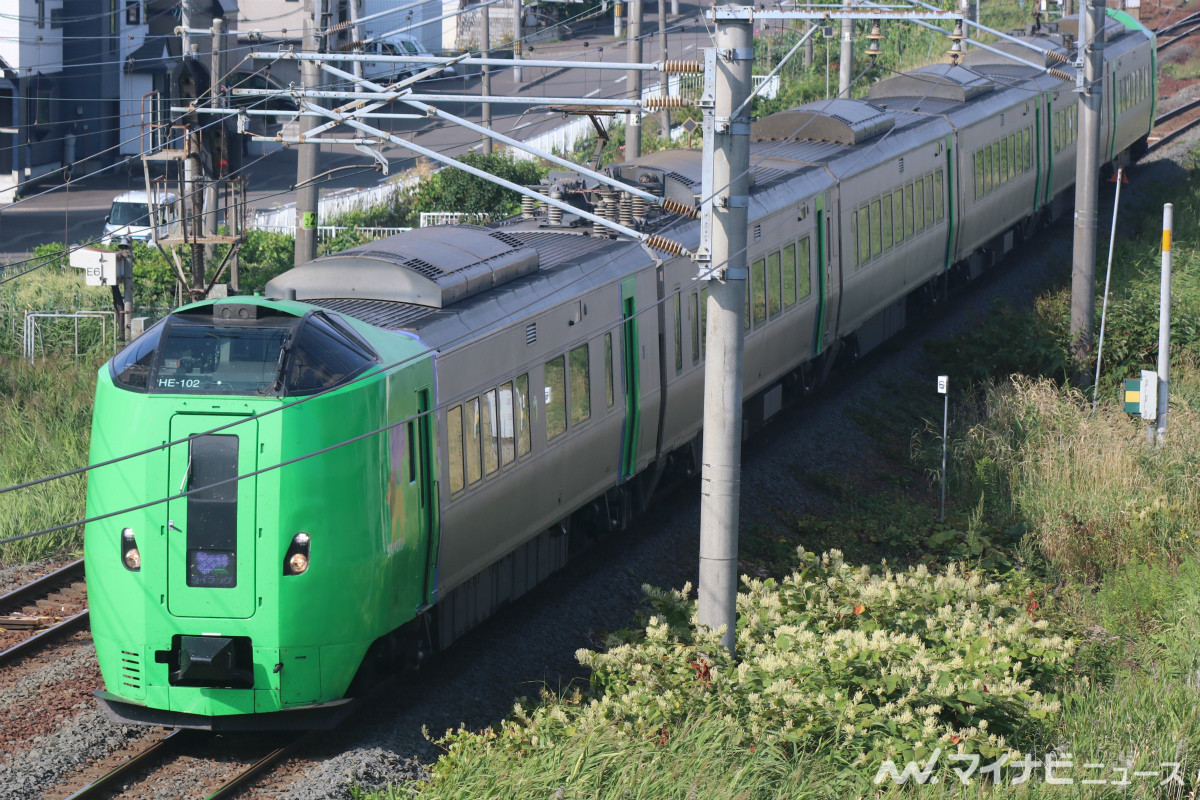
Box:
[19,310,116,361]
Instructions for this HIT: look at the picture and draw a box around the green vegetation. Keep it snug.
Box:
[0,356,98,563]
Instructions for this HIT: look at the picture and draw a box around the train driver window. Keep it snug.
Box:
[569,344,591,425]
[545,356,567,439]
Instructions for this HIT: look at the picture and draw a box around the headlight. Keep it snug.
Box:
[121,528,141,571]
[284,532,311,576]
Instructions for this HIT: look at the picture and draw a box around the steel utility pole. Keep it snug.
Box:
[697,9,752,656]
[1069,0,1103,381]
[514,0,523,83]
[839,0,854,97]
[627,0,643,159]
[295,0,322,266]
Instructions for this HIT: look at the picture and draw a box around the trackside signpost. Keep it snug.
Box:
[938,376,948,523]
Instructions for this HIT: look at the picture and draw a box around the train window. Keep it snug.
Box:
[934,171,944,222]
[752,258,767,325]
[892,189,904,241]
[797,237,812,301]
[605,333,617,405]
[913,180,925,232]
[284,313,378,396]
[569,344,590,426]
[870,199,882,258]
[480,386,494,474]
[782,243,797,308]
[991,142,1001,190]
[111,317,165,390]
[881,194,893,252]
[497,381,516,466]
[855,209,870,266]
[690,295,701,365]
[973,152,983,201]
[767,251,782,318]
[465,397,482,486]
[904,184,915,237]
[515,373,531,457]
[1000,138,1010,183]
[674,292,683,372]
[745,269,752,328]
[924,175,935,226]
[545,356,567,439]
[447,405,465,494]
[700,286,709,357]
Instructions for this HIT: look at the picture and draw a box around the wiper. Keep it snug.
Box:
[266,335,293,396]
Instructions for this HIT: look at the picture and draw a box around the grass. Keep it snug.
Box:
[0,355,100,564]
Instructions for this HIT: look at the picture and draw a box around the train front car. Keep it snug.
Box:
[84,297,435,729]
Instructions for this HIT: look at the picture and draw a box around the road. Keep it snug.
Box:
[0,5,714,266]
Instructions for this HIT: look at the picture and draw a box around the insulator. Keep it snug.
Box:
[661,59,704,74]
[548,205,563,226]
[632,195,647,221]
[339,38,366,52]
[521,195,537,219]
[644,235,686,257]
[644,96,691,110]
[1046,49,1072,64]
[1048,68,1074,81]
[661,197,698,220]
[867,20,883,40]
[618,194,634,227]
[329,20,354,34]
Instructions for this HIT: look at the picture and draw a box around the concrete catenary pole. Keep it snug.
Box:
[349,0,364,80]
[514,0,524,83]
[658,0,670,138]
[1157,203,1172,442]
[1068,0,1104,380]
[482,2,493,154]
[295,0,322,266]
[697,10,752,656]
[839,1,853,97]
[204,18,224,261]
[614,0,624,38]
[626,0,643,159]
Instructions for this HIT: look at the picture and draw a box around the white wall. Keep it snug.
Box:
[0,0,64,75]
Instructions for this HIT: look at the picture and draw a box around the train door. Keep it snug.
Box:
[412,388,439,607]
[165,415,257,619]
[814,189,839,356]
[618,275,640,482]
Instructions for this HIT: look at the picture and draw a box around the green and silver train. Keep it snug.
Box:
[85,12,1155,729]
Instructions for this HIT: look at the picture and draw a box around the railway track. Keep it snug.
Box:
[61,728,311,800]
[1148,97,1200,154]
[0,558,89,666]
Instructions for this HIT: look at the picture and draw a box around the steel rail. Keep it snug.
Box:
[0,608,90,666]
[203,733,311,800]
[1154,97,1200,127]
[0,558,83,610]
[62,730,188,800]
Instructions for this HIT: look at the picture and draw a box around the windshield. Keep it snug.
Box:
[111,306,379,397]
[108,201,151,227]
[399,40,421,54]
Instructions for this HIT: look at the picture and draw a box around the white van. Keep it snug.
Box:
[361,35,455,82]
[102,191,180,244]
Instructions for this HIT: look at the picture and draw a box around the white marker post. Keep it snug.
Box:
[938,375,949,522]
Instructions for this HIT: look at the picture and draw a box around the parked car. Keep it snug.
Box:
[361,34,455,83]
[101,191,180,244]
